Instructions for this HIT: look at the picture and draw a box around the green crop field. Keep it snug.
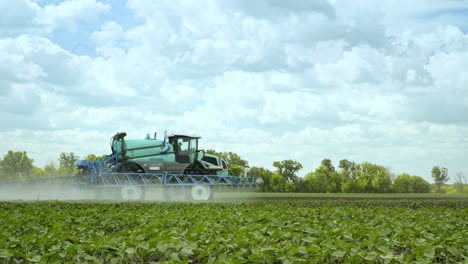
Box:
[0,200,466,263]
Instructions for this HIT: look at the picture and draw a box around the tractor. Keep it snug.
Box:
[75,132,261,200]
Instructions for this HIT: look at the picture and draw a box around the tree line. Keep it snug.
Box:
[248,159,466,193]
[0,150,466,193]
[0,151,105,182]
[206,150,465,193]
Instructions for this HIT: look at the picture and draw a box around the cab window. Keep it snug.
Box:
[189,138,197,151]
[177,138,189,152]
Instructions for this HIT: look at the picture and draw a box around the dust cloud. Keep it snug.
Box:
[0,184,97,201]
[0,184,260,201]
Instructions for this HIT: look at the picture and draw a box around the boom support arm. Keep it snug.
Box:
[75,152,122,183]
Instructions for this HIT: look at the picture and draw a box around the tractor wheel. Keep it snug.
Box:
[120,186,144,200]
[191,185,213,201]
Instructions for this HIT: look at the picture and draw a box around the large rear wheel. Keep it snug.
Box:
[191,185,213,201]
[120,186,144,200]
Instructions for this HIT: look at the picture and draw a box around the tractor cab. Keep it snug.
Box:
[168,134,200,164]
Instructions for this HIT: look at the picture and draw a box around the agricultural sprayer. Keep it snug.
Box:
[70,131,262,200]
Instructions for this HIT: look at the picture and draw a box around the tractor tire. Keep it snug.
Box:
[191,185,213,201]
[120,186,145,200]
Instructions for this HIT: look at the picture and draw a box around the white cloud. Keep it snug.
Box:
[426,51,468,92]
[316,46,389,84]
[225,0,336,20]
[1,0,468,182]
[0,84,42,115]
[0,46,44,85]
[0,0,109,36]
[40,0,109,31]
[0,129,111,165]
[0,0,41,35]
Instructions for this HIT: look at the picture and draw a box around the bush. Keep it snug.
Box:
[393,174,431,193]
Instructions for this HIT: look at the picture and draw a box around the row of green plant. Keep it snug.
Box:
[0,200,466,263]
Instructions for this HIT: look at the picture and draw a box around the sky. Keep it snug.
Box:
[1,0,468,182]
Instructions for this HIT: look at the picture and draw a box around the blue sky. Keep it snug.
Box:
[1,0,468,182]
[45,0,142,56]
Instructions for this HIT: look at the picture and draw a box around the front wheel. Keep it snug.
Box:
[120,186,144,200]
[191,185,213,201]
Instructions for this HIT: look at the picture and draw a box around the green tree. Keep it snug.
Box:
[338,159,354,171]
[393,173,412,193]
[59,152,79,175]
[453,172,466,193]
[44,162,59,176]
[284,181,297,193]
[0,151,34,181]
[295,178,309,193]
[393,174,430,193]
[31,167,47,178]
[272,160,303,183]
[224,152,248,168]
[84,154,108,161]
[410,176,431,193]
[338,159,360,193]
[431,166,449,193]
[304,172,319,192]
[270,173,285,192]
[205,150,248,176]
[307,170,328,192]
[321,159,335,172]
[341,180,359,193]
[315,167,332,192]
[229,164,244,177]
[305,159,343,193]
[357,162,392,193]
[247,166,274,192]
[321,159,343,192]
